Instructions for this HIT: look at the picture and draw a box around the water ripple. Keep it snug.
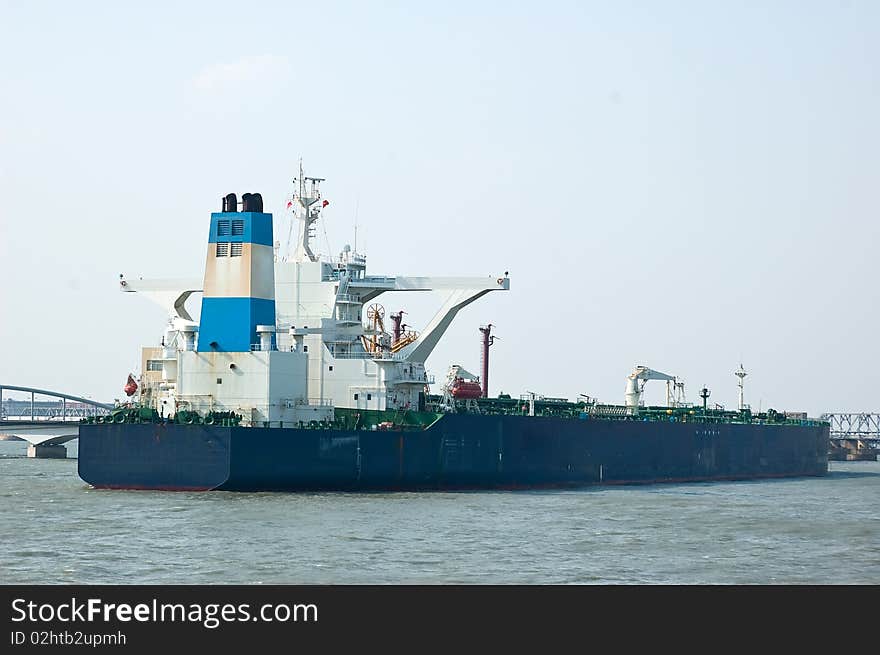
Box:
[0,442,878,584]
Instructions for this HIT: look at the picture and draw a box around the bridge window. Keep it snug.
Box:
[231,219,245,236]
[354,393,359,400]
[230,242,243,257]
[216,242,229,257]
[146,360,163,372]
[217,220,231,236]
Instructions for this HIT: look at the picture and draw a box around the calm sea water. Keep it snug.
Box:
[1,440,877,584]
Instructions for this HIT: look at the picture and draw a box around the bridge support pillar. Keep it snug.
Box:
[27,444,67,459]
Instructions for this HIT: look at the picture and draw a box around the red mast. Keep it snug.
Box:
[390,311,405,347]
[479,324,496,398]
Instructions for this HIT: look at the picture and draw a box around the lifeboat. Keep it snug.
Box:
[450,377,482,399]
[123,374,138,397]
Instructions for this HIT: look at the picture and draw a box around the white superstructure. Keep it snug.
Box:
[120,165,510,424]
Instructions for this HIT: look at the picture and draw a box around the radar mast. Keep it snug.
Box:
[291,160,326,263]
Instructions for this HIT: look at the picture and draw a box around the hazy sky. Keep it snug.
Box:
[1,1,877,416]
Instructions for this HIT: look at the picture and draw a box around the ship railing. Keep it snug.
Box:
[367,351,435,363]
[581,412,830,427]
[334,293,361,304]
[1,406,110,420]
[365,352,409,362]
[395,373,435,384]
[0,411,103,421]
[589,405,630,417]
[330,351,374,360]
[299,398,334,407]
[519,394,569,404]
[355,276,396,285]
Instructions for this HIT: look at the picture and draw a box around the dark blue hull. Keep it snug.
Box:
[78,414,829,491]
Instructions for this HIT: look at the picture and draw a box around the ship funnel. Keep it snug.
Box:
[242,193,263,212]
[198,194,276,353]
[222,193,238,212]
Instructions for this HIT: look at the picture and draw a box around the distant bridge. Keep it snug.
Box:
[820,413,880,442]
[819,412,880,461]
[0,384,114,457]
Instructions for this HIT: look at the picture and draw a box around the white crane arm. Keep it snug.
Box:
[119,274,202,321]
[629,366,676,382]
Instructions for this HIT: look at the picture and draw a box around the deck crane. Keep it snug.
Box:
[624,365,686,410]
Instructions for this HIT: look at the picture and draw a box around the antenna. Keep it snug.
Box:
[353,197,359,254]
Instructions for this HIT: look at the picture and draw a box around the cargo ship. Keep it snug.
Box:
[77,166,829,491]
